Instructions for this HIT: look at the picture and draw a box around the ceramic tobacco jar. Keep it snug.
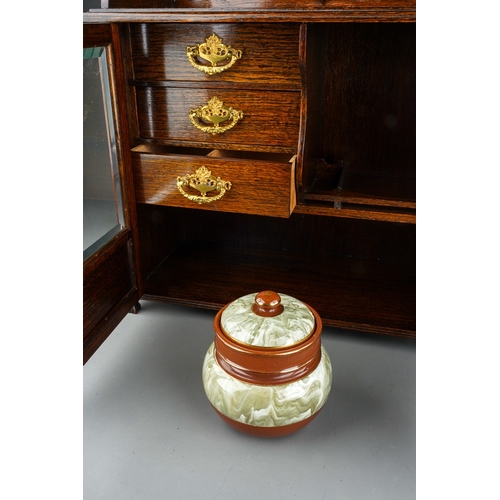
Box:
[202,291,332,437]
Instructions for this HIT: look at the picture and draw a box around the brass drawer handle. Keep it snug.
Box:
[189,96,243,135]
[177,166,232,204]
[186,33,242,75]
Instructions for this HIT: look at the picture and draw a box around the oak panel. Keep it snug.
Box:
[130,23,301,85]
[135,87,300,148]
[132,148,296,217]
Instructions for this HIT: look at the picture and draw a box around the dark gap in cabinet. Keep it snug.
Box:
[301,23,416,212]
[137,206,416,336]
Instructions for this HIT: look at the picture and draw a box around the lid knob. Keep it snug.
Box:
[251,291,284,317]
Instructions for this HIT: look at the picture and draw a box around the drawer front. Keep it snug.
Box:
[136,87,300,149]
[130,23,301,86]
[132,152,296,218]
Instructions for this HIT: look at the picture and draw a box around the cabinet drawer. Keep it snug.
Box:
[130,23,301,86]
[135,87,300,150]
[132,146,296,218]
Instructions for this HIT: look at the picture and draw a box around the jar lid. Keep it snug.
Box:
[220,291,315,348]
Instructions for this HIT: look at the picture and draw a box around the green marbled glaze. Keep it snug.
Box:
[202,343,333,428]
[220,292,315,347]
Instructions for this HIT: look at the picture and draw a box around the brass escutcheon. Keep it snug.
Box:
[186,33,242,75]
[189,96,243,135]
[177,166,232,204]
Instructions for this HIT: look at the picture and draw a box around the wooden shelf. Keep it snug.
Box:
[294,202,415,224]
[301,159,415,222]
[305,172,415,208]
[143,241,415,337]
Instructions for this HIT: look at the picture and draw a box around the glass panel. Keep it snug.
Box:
[83,46,125,261]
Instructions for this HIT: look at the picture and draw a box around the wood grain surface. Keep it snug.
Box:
[85,3,416,23]
[107,0,415,8]
[129,23,301,85]
[132,148,296,217]
[135,86,300,148]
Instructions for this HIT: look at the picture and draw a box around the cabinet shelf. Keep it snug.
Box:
[305,170,415,208]
[142,241,415,337]
[300,159,415,222]
[295,201,415,224]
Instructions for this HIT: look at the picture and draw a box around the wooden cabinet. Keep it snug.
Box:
[83,1,416,362]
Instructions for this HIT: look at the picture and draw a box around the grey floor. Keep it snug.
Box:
[84,300,416,500]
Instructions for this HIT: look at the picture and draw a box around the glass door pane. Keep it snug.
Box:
[83,47,125,261]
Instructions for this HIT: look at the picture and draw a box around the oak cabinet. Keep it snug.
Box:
[83,1,416,362]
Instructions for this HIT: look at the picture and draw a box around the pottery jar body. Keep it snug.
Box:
[202,291,333,437]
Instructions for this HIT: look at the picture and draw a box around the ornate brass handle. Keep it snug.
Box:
[177,166,232,204]
[186,33,242,75]
[189,96,243,135]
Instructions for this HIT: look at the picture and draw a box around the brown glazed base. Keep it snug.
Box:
[212,406,321,438]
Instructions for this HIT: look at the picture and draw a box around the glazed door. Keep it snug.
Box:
[83,23,141,363]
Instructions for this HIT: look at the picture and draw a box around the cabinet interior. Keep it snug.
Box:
[137,205,415,336]
[120,19,416,337]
